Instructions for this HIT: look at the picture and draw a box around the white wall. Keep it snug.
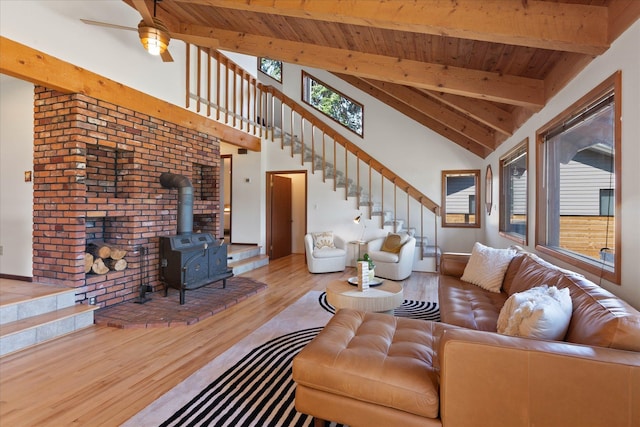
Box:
[483,20,640,309]
[0,0,187,108]
[0,76,34,277]
[220,51,258,79]
[220,144,265,246]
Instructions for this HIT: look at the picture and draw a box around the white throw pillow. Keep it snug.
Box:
[312,231,335,249]
[497,285,573,341]
[460,242,516,292]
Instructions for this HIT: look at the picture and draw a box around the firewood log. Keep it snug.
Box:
[84,253,94,274]
[105,258,128,271]
[109,246,128,260]
[91,258,109,275]
[86,242,111,260]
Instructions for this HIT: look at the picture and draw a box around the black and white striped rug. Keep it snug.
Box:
[160,327,328,427]
[157,293,440,427]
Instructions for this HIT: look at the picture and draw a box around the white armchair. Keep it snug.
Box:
[304,233,347,273]
[367,234,416,280]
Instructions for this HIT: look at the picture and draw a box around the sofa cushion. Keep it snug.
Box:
[509,254,640,351]
[558,274,640,351]
[507,253,583,296]
[497,285,572,340]
[312,231,335,249]
[438,274,508,331]
[313,247,346,258]
[460,242,516,293]
[292,309,448,419]
[501,252,528,294]
[380,233,408,254]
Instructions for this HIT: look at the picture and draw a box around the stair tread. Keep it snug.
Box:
[0,280,76,308]
[229,254,269,268]
[0,304,98,337]
[228,244,261,255]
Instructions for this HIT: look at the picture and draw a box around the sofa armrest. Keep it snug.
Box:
[438,328,640,427]
[439,252,470,277]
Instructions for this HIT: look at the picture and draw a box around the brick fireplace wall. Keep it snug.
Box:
[33,86,222,307]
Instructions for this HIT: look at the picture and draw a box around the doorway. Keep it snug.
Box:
[266,171,307,260]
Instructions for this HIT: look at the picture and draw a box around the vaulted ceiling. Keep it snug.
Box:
[123,0,640,158]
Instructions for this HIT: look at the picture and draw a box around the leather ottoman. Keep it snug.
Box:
[292,308,452,427]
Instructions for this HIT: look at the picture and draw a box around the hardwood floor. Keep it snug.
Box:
[0,254,439,426]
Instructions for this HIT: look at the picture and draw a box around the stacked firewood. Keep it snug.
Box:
[85,242,128,275]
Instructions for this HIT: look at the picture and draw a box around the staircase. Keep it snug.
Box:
[228,245,269,275]
[184,47,441,267]
[274,128,442,270]
[0,279,97,356]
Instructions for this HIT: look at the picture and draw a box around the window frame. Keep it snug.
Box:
[258,58,282,83]
[499,138,529,245]
[441,169,481,228]
[535,71,621,284]
[301,71,364,137]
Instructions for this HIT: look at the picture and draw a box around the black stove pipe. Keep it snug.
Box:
[160,172,193,236]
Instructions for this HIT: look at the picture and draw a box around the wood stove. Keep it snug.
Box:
[160,233,232,304]
[158,172,233,304]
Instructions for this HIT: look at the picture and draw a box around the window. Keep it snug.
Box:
[499,139,528,244]
[536,71,621,284]
[599,189,614,216]
[259,58,282,83]
[302,71,363,136]
[442,170,481,228]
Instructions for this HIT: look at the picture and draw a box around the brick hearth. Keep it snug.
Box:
[94,277,267,328]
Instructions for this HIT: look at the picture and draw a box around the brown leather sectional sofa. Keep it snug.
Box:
[293,249,640,427]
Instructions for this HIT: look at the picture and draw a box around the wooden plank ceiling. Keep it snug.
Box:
[122,0,639,158]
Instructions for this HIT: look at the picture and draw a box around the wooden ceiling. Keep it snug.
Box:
[124,0,639,158]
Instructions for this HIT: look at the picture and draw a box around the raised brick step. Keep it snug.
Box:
[1,305,97,356]
[0,281,97,356]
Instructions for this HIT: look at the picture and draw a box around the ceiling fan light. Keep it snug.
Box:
[144,33,163,56]
[138,18,170,56]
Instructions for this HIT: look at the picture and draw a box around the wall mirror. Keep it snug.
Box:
[485,165,493,215]
[441,169,481,228]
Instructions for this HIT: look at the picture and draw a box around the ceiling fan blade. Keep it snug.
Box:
[81,19,136,32]
[161,49,174,63]
[172,33,220,50]
[131,0,155,26]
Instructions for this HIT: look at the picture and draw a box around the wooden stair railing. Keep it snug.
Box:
[185,46,441,259]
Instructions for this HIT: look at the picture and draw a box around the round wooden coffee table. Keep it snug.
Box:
[326,279,403,314]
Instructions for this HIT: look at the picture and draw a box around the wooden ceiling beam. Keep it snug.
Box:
[0,36,260,151]
[361,78,498,150]
[420,90,515,138]
[171,23,545,109]
[339,75,489,158]
[175,0,610,55]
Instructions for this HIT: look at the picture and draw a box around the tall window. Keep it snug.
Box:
[442,170,481,228]
[500,139,528,244]
[536,72,621,284]
[302,71,363,136]
[259,58,282,83]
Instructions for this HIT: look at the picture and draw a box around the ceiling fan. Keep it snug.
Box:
[82,0,173,62]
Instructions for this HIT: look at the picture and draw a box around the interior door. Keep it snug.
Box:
[270,175,292,260]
